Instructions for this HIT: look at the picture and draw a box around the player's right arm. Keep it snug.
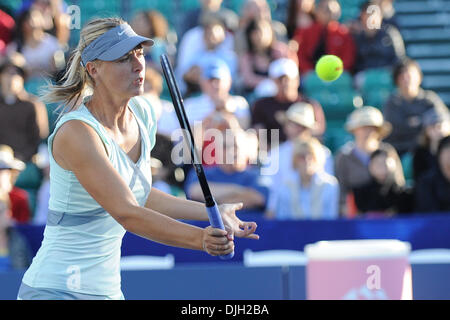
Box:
[51,120,233,256]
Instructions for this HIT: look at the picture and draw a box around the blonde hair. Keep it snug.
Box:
[292,137,325,170]
[42,17,126,115]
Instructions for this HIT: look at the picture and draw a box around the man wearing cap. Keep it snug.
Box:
[251,58,325,147]
[18,18,258,300]
[335,106,396,216]
[184,58,250,129]
[0,53,48,163]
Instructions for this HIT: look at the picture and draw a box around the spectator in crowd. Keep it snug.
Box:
[413,108,450,182]
[286,0,316,39]
[192,111,258,167]
[251,58,326,147]
[234,0,288,56]
[350,1,405,75]
[0,53,48,163]
[0,145,31,224]
[0,8,15,54]
[264,102,334,217]
[0,196,32,271]
[292,0,356,74]
[373,0,398,28]
[130,10,177,71]
[26,0,71,49]
[184,58,250,129]
[151,133,183,195]
[335,106,394,216]
[271,101,334,177]
[239,18,298,95]
[7,8,64,79]
[415,135,450,213]
[149,156,172,194]
[383,58,449,156]
[141,66,178,137]
[179,0,238,39]
[266,137,339,220]
[185,129,270,213]
[176,12,237,96]
[352,145,413,216]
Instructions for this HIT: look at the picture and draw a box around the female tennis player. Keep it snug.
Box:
[17,17,259,300]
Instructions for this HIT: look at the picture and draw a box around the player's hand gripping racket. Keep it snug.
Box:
[160,54,234,259]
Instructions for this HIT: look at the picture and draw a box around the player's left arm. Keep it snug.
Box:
[144,188,259,239]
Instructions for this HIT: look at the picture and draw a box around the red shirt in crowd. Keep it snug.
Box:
[293,21,356,74]
[0,10,15,54]
[9,186,31,224]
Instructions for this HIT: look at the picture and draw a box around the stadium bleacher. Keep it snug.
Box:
[396,0,450,106]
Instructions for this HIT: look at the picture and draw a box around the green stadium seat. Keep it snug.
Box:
[0,0,22,13]
[129,0,174,22]
[397,13,449,28]
[401,28,450,44]
[323,120,353,154]
[303,71,356,121]
[422,75,450,90]
[401,152,414,186]
[419,59,450,74]
[395,1,448,14]
[303,70,353,93]
[360,68,395,108]
[408,44,450,59]
[226,0,245,13]
[180,0,201,11]
[363,89,392,109]
[15,162,42,190]
[24,77,48,97]
[338,0,366,23]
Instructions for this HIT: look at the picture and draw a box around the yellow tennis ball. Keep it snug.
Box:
[315,55,343,82]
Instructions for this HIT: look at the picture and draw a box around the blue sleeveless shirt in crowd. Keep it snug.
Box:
[20,95,156,298]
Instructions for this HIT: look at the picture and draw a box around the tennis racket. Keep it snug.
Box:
[160,54,234,260]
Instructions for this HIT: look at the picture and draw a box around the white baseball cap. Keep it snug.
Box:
[268,58,299,79]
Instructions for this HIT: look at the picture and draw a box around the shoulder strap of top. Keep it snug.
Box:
[129,96,157,150]
[48,107,113,158]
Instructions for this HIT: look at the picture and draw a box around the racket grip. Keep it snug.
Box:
[206,204,234,260]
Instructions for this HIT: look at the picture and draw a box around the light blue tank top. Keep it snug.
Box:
[22,96,157,296]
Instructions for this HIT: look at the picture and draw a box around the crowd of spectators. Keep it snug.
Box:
[0,0,449,270]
